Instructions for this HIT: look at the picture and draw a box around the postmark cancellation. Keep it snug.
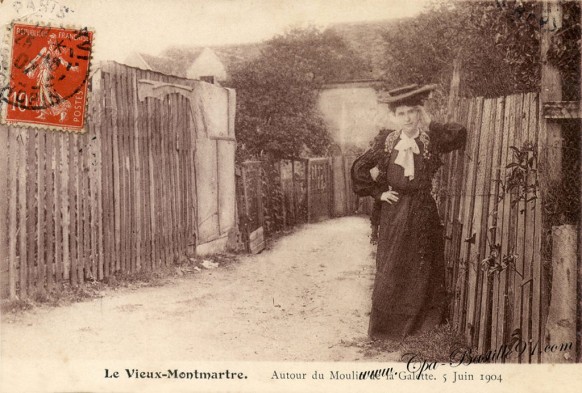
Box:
[0,22,94,132]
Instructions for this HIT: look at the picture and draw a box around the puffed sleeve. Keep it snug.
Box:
[429,121,467,154]
[351,130,391,200]
[351,148,384,200]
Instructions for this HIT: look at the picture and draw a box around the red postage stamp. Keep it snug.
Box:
[1,23,93,132]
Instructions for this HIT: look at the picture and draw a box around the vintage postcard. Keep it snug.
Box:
[0,0,580,392]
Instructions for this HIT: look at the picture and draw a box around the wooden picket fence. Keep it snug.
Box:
[0,103,106,298]
[0,62,237,299]
[439,92,548,362]
[236,155,371,251]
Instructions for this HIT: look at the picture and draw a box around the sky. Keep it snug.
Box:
[0,0,430,61]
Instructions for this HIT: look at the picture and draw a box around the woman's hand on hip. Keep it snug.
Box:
[380,190,399,204]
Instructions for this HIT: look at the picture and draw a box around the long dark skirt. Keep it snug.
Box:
[368,190,446,340]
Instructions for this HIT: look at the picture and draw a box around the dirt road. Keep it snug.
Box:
[1,216,400,362]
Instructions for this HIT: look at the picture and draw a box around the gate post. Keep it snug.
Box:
[306,159,312,222]
[540,1,563,185]
[542,225,577,363]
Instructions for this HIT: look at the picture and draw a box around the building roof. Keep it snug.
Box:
[161,43,263,75]
[137,43,263,78]
[138,53,176,75]
[137,51,206,77]
[321,79,385,90]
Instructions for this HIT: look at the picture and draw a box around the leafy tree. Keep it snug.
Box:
[228,27,370,161]
[382,0,579,99]
[546,1,581,100]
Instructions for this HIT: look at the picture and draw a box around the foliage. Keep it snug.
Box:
[543,179,581,226]
[502,141,539,208]
[399,322,472,363]
[480,142,538,277]
[327,20,400,80]
[546,1,581,100]
[341,143,366,157]
[382,0,580,98]
[229,27,370,160]
[481,245,522,278]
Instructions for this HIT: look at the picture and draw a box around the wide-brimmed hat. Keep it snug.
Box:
[378,83,437,108]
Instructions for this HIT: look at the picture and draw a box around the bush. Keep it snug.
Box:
[229,27,370,160]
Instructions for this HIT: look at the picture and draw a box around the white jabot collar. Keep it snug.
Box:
[394,129,420,180]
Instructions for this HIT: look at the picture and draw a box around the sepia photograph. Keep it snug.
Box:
[0,0,580,392]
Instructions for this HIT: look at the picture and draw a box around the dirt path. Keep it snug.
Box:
[1,216,400,362]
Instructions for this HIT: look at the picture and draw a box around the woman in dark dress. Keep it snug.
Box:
[352,84,467,340]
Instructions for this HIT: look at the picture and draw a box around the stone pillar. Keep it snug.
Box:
[542,225,577,363]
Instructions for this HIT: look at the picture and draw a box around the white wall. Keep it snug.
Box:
[318,85,395,149]
[192,83,236,248]
[186,48,228,81]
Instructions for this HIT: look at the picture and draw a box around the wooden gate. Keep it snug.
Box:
[280,159,308,226]
[238,161,265,253]
[306,158,332,222]
[98,63,198,274]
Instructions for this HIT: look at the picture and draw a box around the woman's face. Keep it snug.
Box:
[392,105,421,132]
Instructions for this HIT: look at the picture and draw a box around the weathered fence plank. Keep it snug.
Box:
[136,73,149,268]
[18,129,28,297]
[162,95,172,260]
[463,96,491,343]
[499,94,518,358]
[24,130,34,291]
[37,130,47,292]
[76,134,85,282]
[532,92,544,363]
[522,92,539,362]
[110,68,122,273]
[118,65,130,273]
[516,93,532,363]
[53,133,62,285]
[0,120,9,299]
[45,131,55,289]
[478,97,504,352]
[101,69,114,276]
[510,94,525,362]
[450,98,471,288]
[7,127,19,298]
[128,68,139,272]
[467,98,494,348]
[185,95,196,255]
[144,94,160,270]
[451,98,472,328]
[491,96,509,353]
[94,87,105,281]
